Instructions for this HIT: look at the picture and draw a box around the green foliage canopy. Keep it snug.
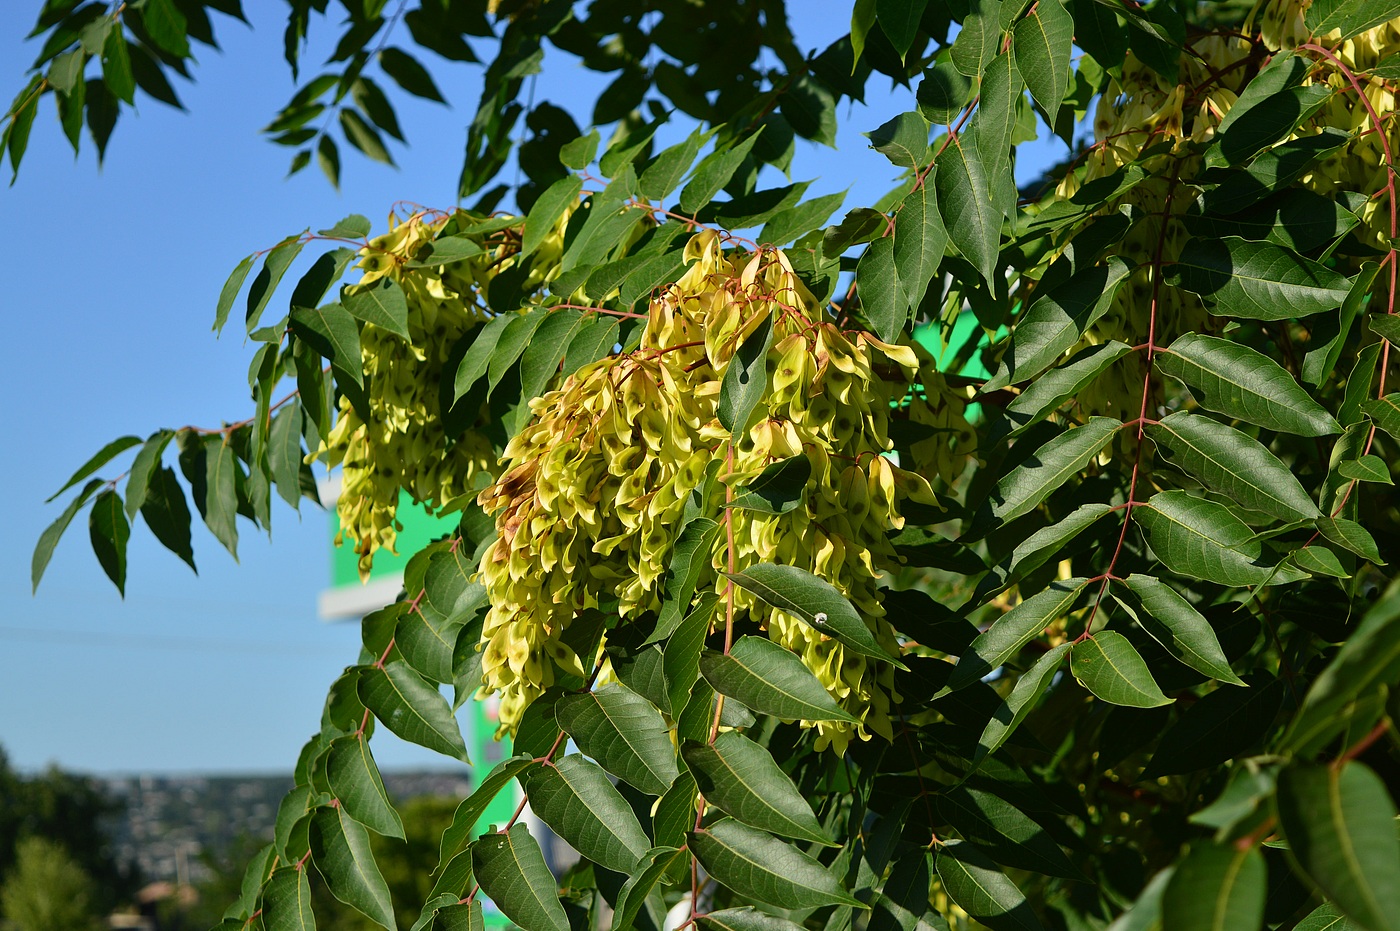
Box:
[13,1,1400,930]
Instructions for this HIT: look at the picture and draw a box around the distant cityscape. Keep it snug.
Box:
[101,771,474,886]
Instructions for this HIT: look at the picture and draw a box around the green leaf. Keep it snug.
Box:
[678,131,764,216]
[140,466,195,571]
[1316,516,1384,564]
[1003,341,1133,431]
[950,579,1089,691]
[561,170,643,272]
[342,278,410,340]
[407,235,485,268]
[612,847,687,931]
[1294,545,1350,578]
[310,805,396,929]
[472,824,569,931]
[663,594,718,716]
[950,5,997,78]
[639,127,712,202]
[1144,677,1284,778]
[719,314,774,434]
[691,818,860,909]
[124,430,174,518]
[1161,842,1265,931]
[1169,237,1350,320]
[895,178,947,314]
[698,908,809,931]
[525,754,650,874]
[318,215,371,238]
[996,258,1132,387]
[437,901,485,931]
[437,756,537,869]
[851,0,877,66]
[1211,52,1307,137]
[781,74,838,147]
[682,732,831,846]
[487,310,551,399]
[1277,763,1400,931]
[523,175,583,259]
[350,77,403,142]
[1158,333,1339,436]
[317,135,341,189]
[938,786,1077,879]
[975,643,1070,765]
[610,645,670,713]
[519,310,587,401]
[1120,574,1243,685]
[1136,490,1301,587]
[918,56,975,125]
[1362,393,1400,441]
[871,849,948,931]
[1071,631,1171,708]
[246,235,307,333]
[47,48,85,97]
[1212,86,1332,169]
[859,236,904,343]
[559,129,599,170]
[651,519,721,645]
[727,563,900,664]
[358,661,469,762]
[88,489,129,595]
[935,136,999,285]
[139,0,189,57]
[726,456,811,516]
[340,108,394,165]
[397,598,467,683]
[936,840,1043,931]
[378,47,445,102]
[876,0,930,58]
[990,418,1120,523]
[1012,0,1072,125]
[700,637,857,723]
[48,435,141,502]
[977,504,1115,601]
[554,684,678,795]
[214,254,252,332]
[1286,588,1400,754]
[453,313,513,402]
[268,403,304,510]
[562,316,620,375]
[290,302,363,386]
[1145,412,1321,522]
[1307,0,1400,39]
[100,25,133,103]
[824,207,886,254]
[202,437,239,557]
[1201,133,1352,218]
[975,51,1023,193]
[1105,866,1173,931]
[261,867,315,931]
[326,735,403,839]
[869,111,930,168]
[760,191,847,249]
[1294,902,1365,931]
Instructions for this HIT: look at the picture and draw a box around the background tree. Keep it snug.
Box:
[0,837,107,931]
[13,1,1400,931]
[0,749,137,916]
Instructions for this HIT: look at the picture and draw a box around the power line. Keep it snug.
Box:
[0,625,350,657]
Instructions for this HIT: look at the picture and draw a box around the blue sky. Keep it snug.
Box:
[0,3,1070,775]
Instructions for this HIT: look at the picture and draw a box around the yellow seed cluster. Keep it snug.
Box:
[1256,0,1400,252]
[1046,8,1399,426]
[316,213,497,579]
[476,230,974,749]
